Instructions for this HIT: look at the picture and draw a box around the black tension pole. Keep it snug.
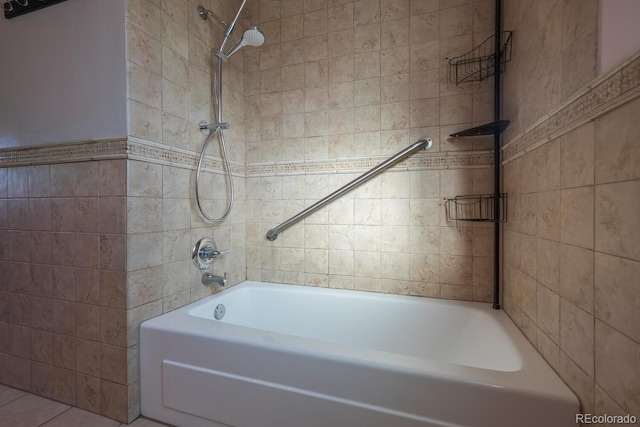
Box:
[492,0,502,310]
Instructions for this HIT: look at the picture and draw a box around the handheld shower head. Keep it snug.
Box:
[242,27,265,47]
[223,27,265,59]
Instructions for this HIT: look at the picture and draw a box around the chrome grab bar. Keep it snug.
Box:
[266,137,433,241]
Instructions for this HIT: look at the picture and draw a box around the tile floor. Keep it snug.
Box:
[0,384,173,427]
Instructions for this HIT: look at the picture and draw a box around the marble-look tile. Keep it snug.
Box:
[76,338,100,377]
[127,233,163,271]
[126,0,161,40]
[75,233,100,269]
[536,329,560,373]
[536,139,560,192]
[76,304,100,342]
[560,299,594,377]
[0,168,8,198]
[76,374,101,414]
[128,100,162,143]
[99,161,126,197]
[439,4,472,38]
[126,300,162,348]
[559,244,594,314]
[0,393,69,427]
[128,198,163,234]
[559,351,595,414]
[50,199,73,233]
[100,344,127,385]
[28,165,51,198]
[535,190,559,241]
[42,406,120,427]
[100,307,127,347]
[52,367,76,405]
[536,284,560,344]
[128,61,162,110]
[560,187,594,249]
[0,383,26,406]
[440,255,472,285]
[595,253,640,343]
[30,199,52,232]
[560,122,594,189]
[595,180,640,260]
[52,299,75,336]
[127,22,161,75]
[595,97,640,184]
[100,234,126,272]
[8,167,28,198]
[127,266,163,309]
[595,320,640,417]
[536,237,560,293]
[31,329,52,365]
[595,385,629,421]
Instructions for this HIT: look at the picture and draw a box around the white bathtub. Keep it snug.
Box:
[140,281,578,427]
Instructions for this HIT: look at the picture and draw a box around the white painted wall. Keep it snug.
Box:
[0,0,126,148]
[599,0,640,74]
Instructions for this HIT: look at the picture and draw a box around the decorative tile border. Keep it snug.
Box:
[1,135,494,175]
[246,151,494,177]
[0,137,247,176]
[0,138,129,166]
[502,50,640,164]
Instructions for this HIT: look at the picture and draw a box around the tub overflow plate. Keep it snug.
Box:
[214,304,226,320]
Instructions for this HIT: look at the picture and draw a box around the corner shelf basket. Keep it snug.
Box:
[448,31,513,85]
[445,194,507,223]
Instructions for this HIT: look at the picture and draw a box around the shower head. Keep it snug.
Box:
[223,27,265,59]
[197,5,228,28]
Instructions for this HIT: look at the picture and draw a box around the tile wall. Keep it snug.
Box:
[1,0,249,423]
[503,0,640,421]
[7,0,637,425]
[124,0,247,421]
[0,159,130,421]
[243,0,500,300]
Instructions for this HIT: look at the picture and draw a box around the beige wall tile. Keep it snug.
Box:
[559,351,595,414]
[76,338,100,377]
[559,244,594,314]
[594,98,640,184]
[560,122,595,189]
[52,367,76,405]
[595,180,640,260]
[595,320,640,417]
[536,284,560,344]
[28,165,51,198]
[595,253,640,343]
[560,299,594,377]
[560,186,594,249]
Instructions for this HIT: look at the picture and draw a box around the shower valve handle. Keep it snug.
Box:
[192,238,231,270]
[199,121,230,132]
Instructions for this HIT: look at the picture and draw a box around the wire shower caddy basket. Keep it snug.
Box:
[448,31,513,85]
[445,194,507,223]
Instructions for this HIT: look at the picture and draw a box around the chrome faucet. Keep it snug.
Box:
[192,237,230,270]
[199,246,224,262]
[202,272,227,287]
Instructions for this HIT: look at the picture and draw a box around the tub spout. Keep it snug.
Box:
[202,272,227,287]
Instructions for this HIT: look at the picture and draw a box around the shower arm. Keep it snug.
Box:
[197,5,228,28]
[266,137,433,241]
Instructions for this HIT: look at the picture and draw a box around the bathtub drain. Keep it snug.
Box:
[214,304,226,320]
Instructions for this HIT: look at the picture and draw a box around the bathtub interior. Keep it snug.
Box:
[187,282,523,372]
